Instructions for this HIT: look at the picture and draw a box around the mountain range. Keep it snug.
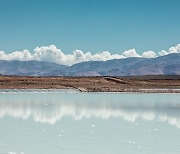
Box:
[0,53,180,76]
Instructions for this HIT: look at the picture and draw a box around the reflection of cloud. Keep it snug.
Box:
[0,97,180,128]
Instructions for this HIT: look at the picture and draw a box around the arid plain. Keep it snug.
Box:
[0,75,180,93]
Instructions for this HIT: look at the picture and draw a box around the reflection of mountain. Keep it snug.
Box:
[0,96,180,128]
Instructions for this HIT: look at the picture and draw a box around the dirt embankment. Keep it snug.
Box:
[0,75,180,93]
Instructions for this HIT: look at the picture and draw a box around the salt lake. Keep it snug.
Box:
[0,92,180,154]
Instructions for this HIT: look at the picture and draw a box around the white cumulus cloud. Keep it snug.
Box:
[0,44,179,65]
[159,50,168,56]
[0,50,32,61]
[142,51,156,58]
[159,44,180,56]
[123,49,141,58]
[0,45,126,65]
[32,45,126,65]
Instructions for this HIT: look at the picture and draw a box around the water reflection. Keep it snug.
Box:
[0,93,180,128]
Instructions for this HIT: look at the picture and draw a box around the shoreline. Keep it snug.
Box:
[0,75,180,93]
[0,88,79,93]
[0,88,180,94]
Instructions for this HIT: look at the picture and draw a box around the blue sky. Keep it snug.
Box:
[0,0,180,54]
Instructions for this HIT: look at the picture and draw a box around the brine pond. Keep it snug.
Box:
[0,91,180,154]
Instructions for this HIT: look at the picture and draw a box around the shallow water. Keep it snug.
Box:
[0,93,180,154]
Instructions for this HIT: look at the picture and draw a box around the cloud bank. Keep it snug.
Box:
[0,44,179,65]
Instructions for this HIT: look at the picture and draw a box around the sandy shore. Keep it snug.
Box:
[0,75,180,93]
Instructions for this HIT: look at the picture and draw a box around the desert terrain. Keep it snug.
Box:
[0,75,180,93]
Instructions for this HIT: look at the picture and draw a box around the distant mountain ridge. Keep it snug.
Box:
[0,53,180,76]
[0,60,67,76]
